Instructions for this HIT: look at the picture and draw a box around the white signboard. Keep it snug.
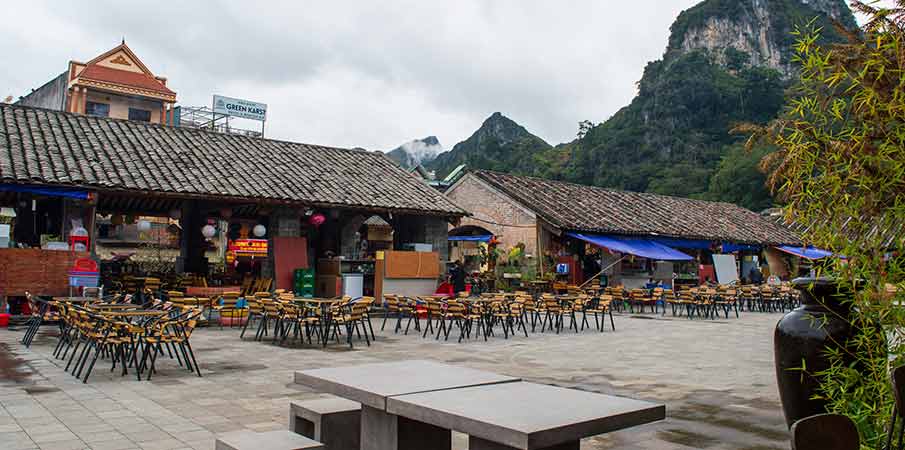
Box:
[213,95,267,121]
[712,254,740,285]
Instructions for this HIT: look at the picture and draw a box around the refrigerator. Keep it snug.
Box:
[342,273,364,299]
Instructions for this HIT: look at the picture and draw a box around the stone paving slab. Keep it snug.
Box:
[0,311,788,449]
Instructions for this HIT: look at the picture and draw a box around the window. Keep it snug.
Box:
[85,102,109,117]
[128,108,151,122]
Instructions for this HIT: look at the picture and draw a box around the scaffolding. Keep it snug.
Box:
[171,106,262,138]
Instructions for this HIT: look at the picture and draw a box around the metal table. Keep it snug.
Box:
[387,381,665,450]
[295,360,520,450]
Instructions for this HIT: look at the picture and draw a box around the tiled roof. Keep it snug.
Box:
[0,104,466,216]
[766,209,902,250]
[79,65,175,96]
[473,170,800,245]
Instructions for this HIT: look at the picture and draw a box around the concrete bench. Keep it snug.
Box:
[290,397,361,450]
[216,430,324,450]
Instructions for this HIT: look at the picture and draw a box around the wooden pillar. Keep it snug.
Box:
[178,201,207,275]
[77,87,86,114]
[67,88,75,113]
[87,192,98,258]
[536,223,544,275]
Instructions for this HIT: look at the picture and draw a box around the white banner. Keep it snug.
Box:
[213,95,267,121]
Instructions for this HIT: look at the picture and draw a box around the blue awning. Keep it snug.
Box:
[567,232,694,261]
[649,237,713,249]
[722,242,761,253]
[448,235,492,242]
[0,184,90,200]
[776,245,833,260]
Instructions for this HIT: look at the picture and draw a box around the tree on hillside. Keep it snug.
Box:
[747,4,905,446]
[702,144,773,210]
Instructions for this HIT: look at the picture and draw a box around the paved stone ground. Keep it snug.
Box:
[0,311,789,450]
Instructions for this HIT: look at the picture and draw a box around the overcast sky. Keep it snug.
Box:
[2,1,865,152]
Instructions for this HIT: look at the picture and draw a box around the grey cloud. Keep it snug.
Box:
[1,0,703,150]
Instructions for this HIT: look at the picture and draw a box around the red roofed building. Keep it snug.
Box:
[17,41,177,124]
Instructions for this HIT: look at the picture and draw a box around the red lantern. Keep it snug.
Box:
[309,213,326,228]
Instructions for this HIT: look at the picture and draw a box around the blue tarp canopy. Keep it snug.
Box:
[448,235,493,242]
[722,242,761,253]
[0,184,90,200]
[566,232,694,261]
[649,236,713,249]
[776,245,833,260]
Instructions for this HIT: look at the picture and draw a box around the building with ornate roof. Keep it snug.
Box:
[16,41,176,124]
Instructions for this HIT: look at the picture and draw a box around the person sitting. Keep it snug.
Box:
[749,267,764,284]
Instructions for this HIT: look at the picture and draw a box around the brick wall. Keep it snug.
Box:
[0,249,90,297]
[446,175,538,257]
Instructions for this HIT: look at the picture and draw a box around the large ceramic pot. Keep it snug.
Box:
[774,277,854,428]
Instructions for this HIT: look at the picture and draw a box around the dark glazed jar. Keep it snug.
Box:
[774,277,854,428]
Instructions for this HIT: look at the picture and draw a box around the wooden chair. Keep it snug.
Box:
[214,291,243,328]
[421,297,444,338]
[694,287,717,319]
[506,301,529,338]
[713,288,740,318]
[567,296,589,332]
[540,295,564,334]
[356,296,377,340]
[139,308,204,380]
[381,295,416,334]
[791,413,859,450]
[241,294,265,339]
[514,294,539,332]
[436,301,466,342]
[629,288,659,314]
[462,301,488,342]
[256,296,281,341]
[885,365,905,450]
[143,277,162,302]
[332,302,370,348]
[669,289,695,318]
[584,295,615,332]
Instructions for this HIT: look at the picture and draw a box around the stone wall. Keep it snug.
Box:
[445,174,538,257]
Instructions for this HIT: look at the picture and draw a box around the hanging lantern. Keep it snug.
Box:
[309,213,325,228]
[253,224,266,238]
[201,224,217,239]
[110,214,124,226]
[125,214,136,225]
[137,220,152,232]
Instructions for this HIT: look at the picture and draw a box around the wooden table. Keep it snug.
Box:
[98,310,165,317]
[294,360,519,450]
[51,297,96,303]
[185,286,241,297]
[387,381,665,450]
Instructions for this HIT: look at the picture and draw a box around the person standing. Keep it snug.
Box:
[451,260,467,295]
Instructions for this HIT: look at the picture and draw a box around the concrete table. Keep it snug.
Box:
[386,381,666,450]
[294,360,520,450]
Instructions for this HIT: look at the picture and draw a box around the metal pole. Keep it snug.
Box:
[261,119,265,138]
